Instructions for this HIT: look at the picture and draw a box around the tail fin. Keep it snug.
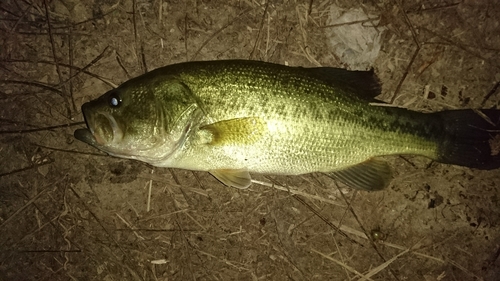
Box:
[433,109,500,170]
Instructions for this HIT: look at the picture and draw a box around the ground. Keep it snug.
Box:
[1,0,500,280]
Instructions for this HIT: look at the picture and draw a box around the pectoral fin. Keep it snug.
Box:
[201,117,266,146]
[326,158,392,191]
[209,168,252,189]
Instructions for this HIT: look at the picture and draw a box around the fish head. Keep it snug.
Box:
[74,78,200,164]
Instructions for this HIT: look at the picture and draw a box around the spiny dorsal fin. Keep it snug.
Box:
[210,169,252,189]
[304,67,381,101]
[326,158,392,191]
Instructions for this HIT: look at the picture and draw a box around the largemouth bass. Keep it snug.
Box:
[74,60,500,191]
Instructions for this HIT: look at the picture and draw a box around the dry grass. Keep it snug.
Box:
[1,0,499,280]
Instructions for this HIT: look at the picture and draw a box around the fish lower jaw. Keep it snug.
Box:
[148,153,209,170]
[131,142,189,167]
[103,149,174,166]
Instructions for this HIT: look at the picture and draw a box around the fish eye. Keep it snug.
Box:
[108,92,122,108]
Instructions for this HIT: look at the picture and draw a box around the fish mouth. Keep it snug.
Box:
[74,103,123,149]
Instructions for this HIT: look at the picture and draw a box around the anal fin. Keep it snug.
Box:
[326,158,392,191]
[209,168,252,189]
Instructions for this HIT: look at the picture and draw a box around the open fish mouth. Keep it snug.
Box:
[74,104,124,148]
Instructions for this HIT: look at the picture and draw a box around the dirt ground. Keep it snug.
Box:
[1,0,500,280]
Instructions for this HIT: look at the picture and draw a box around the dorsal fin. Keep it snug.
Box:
[303,67,381,101]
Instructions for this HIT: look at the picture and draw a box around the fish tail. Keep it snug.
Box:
[433,109,500,170]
